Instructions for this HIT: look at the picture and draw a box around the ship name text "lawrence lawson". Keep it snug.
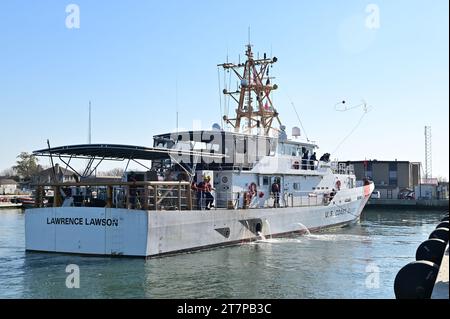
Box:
[46,217,119,227]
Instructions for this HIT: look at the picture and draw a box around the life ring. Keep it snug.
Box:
[335,180,341,190]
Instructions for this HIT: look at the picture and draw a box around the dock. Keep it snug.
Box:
[432,245,449,299]
[0,195,29,209]
[367,198,449,209]
[0,203,22,209]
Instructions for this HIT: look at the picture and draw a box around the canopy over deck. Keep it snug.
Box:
[33,144,225,161]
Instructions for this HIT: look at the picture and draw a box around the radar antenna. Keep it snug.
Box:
[218,44,282,136]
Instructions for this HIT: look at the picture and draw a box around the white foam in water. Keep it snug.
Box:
[264,219,273,240]
[296,222,311,235]
[305,234,370,242]
[253,236,305,244]
[256,231,266,241]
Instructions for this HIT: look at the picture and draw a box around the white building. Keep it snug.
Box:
[0,179,18,195]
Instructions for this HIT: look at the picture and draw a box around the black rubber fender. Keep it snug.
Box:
[436,221,449,229]
[429,228,449,243]
[394,261,440,299]
[416,238,447,265]
[441,216,449,222]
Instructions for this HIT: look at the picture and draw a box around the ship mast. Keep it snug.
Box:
[219,44,282,136]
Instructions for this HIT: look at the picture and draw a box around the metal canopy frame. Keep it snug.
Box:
[34,144,225,161]
[33,143,226,178]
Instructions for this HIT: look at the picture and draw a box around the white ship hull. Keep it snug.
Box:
[25,184,373,257]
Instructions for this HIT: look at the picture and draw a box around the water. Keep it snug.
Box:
[0,208,444,299]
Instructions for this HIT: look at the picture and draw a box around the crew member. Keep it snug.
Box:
[271,179,281,208]
[197,176,215,210]
[310,152,317,170]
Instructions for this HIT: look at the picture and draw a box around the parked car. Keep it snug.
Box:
[398,188,415,200]
[370,191,381,199]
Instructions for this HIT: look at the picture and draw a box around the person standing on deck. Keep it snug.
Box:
[302,150,309,170]
[310,152,317,170]
[197,176,215,210]
[272,179,281,208]
[203,176,215,210]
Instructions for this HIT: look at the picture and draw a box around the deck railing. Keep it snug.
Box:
[211,190,333,210]
[33,182,336,211]
[34,181,193,211]
[331,162,355,175]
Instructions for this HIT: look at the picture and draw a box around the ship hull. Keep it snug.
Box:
[25,184,373,257]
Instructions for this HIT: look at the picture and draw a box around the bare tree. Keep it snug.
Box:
[437,176,448,183]
[97,168,124,177]
[0,167,17,177]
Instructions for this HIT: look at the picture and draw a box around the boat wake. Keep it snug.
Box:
[254,237,304,244]
[253,233,370,244]
[305,234,370,242]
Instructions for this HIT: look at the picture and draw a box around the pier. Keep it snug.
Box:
[394,211,449,299]
[0,195,28,209]
[431,244,449,299]
[367,198,449,210]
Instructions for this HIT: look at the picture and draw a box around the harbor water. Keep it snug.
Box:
[0,208,444,299]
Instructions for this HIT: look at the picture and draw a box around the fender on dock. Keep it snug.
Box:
[395,212,449,299]
[394,261,439,299]
[416,238,447,266]
[435,221,449,229]
[429,228,449,243]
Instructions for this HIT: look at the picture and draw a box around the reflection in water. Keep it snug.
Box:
[0,208,444,299]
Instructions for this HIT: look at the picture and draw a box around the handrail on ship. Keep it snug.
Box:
[210,190,333,210]
[33,181,193,211]
[331,162,354,175]
[32,182,339,211]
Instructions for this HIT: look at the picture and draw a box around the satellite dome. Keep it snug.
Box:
[212,123,222,131]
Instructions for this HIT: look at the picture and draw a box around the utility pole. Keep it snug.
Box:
[424,126,432,181]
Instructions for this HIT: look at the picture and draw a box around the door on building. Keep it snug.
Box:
[387,189,393,199]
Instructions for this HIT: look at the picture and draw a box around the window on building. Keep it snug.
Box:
[387,189,393,199]
[366,161,373,179]
[293,183,300,190]
[262,176,270,186]
[389,162,398,186]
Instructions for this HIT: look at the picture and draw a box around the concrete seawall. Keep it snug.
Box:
[367,199,449,209]
[432,245,449,299]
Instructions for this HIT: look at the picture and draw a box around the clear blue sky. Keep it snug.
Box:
[0,0,448,178]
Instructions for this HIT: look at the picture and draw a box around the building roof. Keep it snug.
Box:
[37,165,73,177]
[0,179,18,185]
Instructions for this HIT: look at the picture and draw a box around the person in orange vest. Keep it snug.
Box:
[197,176,215,210]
